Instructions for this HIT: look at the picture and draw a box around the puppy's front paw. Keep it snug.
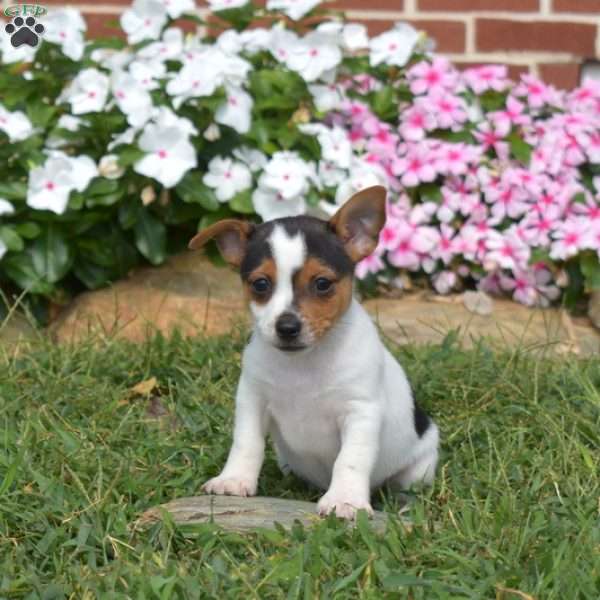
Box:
[202,476,257,497]
[317,491,373,520]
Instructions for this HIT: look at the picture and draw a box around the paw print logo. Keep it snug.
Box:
[4,16,45,48]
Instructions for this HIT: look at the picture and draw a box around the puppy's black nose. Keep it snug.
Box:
[275,313,302,340]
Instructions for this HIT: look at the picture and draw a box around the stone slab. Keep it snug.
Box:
[138,495,400,534]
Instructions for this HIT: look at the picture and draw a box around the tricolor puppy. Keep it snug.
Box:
[189,185,439,519]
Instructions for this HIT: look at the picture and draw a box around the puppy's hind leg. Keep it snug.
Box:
[388,424,439,490]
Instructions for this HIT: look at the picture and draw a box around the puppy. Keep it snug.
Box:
[189,185,439,519]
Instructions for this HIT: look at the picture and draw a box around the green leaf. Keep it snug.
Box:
[371,86,398,121]
[117,145,145,167]
[0,226,24,252]
[0,182,27,200]
[580,253,600,291]
[508,133,533,165]
[15,222,41,239]
[418,183,442,204]
[73,261,112,289]
[119,200,143,230]
[30,225,73,283]
[134,210,166,265]
[2,253,54,295]
[176,172,220,211]
[228,189,254,214]
[85,191,124,208]
[86,177,121,196]
[26,100,56,128]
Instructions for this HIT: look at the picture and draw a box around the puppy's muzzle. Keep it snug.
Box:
[275,313,304,350]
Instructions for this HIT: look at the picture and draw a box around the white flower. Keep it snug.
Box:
[59,68,110,114]
[158,0,194,18]
[270,26,300,64]
[47,151,98,192]
[369,23,419,67]
[318,160,346,188]
[137,28,183,62]
[299,124,352,169]
[259,151,316,200]
[215,85,253,134]
[108,126,139,151]
[0,198,15,216]
[233,146,267,172]
[99,154,125,179]
[308,83,344,112]
[57,115,83,132]
[240,28,272,54]
[209,0,250,11]
[267,0,321,20]
[286,31,342,82]
[166,57,223,108]
[121,0,168,44]
[90,48,132,71]
[0,240,6,261]
[335,160,387,205]
[111,71,154,127]
[203,157,252,202]
[129,59,166,90]
[1,27,37,63]
[0,104,33,142]
[27,156,76,215]
[43,9,87,61]
[343,23,369,51]
[252,187,306,221]
[217,30,243,55]
[134,124,197,188]
[151,106,198,136]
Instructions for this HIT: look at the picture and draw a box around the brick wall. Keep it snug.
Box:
[16,0,600,89]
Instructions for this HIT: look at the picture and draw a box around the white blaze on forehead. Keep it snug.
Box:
[267,225,306,317]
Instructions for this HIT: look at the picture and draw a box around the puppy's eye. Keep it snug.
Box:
[314,277,333,294]
[251,278,271,294]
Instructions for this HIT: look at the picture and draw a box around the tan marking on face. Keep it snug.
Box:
[294,257,353,341]
[244,257,276,305]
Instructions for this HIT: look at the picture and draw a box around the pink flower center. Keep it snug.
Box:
[45,181,55,191]
[309,48,319,57]
[388,43,398,51]
[565,232,579,246]
[283,174,290,181]
[88,91,97,98]
[116,91,126,99]
[228,96,238,106]
[157,150,168,159]
[224,171,232,179]
[144,18,152,26]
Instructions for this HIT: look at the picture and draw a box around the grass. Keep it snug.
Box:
[0,329,598,599]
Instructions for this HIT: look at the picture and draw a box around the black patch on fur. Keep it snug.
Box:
[240,216,354,281]
[413,403,431,438]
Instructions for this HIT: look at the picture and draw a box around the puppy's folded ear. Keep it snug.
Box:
[188,219,254,267]
[329,185,387,262]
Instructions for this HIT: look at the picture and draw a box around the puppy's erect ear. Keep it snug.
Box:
[329,185,387,262]
[188,219,254,267]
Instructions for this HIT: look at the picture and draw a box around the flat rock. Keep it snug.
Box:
[52,252,247,343]
[51,251,600,355]
[364,293,600,356]
[138,495,398,534]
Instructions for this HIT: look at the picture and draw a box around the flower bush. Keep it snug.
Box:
[0,0,599,320]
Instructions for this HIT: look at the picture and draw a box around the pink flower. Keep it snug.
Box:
[435,142,482,177]
[433,224,456,264]
[462,65,510,95]
[387,222,439,271]
[473,122,509,161]
[485,228,531,271]
[550,217,591,260]
[489,96,529,135]
[407,57,458,96]
[399,104,436,141]
[432,270,457,294]
[514,74,560,109]
[500,267,560,307]
[391,144,437,187]
[356,250,385,279]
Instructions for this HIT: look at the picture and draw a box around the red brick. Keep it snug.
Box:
[538,62,581,89]
[553,0,600,12]
[419,0,538,10]
[476,19,597,56]
[365,19,465,53]
[84,14,125,39]
[455,61,531,81]
[329,0,404,8]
